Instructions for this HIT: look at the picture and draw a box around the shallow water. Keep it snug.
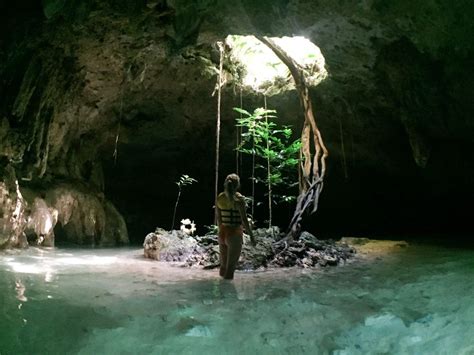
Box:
[0,241,473,355]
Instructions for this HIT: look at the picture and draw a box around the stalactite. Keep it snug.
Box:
[37,107,53,178]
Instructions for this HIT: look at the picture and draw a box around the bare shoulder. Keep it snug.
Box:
[234,192,246,204]
[216,192,226,206]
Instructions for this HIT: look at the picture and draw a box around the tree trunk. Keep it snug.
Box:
[256,36,329,239]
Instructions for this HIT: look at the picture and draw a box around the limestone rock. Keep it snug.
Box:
[0,165,28,249]
[143,228,199,261]
[1,178,129,248]
[25,197,58,247]
[103,201,129,246]
[143,227,356,270]
[44,184,129,246]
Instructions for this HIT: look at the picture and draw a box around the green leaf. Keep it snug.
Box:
[233,107,251,116]
[233,105,300,209]
[177,174,197,187]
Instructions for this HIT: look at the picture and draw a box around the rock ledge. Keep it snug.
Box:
[143,227,356,270]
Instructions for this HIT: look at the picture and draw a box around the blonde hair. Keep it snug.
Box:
[224,173,240,202]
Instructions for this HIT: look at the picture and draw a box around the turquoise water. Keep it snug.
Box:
[0,241,473,355]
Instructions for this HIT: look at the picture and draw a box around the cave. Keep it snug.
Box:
[1,0,473,353]
[1,0,473,246]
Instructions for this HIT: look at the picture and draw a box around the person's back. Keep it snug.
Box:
[216,192,243,227]
[216,174,253,279]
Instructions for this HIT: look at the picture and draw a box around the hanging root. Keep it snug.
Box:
[287,177,323,238]
[213,41,225,223]
[113,72,126,165]
[256,36,329,239]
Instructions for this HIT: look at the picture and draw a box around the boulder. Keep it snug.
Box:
[143,228,199,261]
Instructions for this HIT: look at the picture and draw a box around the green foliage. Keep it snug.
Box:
[234,107,300,208]
[176,174,197,188]
[171,174,197,230]
[204,224,218,235]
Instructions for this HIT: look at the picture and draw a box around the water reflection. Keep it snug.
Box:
[15,279,27,302]
[0,244,473,354]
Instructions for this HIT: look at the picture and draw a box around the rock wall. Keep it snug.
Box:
[0,165,27,248]
[0,172,128,248]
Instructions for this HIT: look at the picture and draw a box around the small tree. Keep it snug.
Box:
[234,107,300,227]
[171,174,197,230]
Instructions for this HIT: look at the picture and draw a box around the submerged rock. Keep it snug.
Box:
[185,325,212,338]
[143,227,356,270]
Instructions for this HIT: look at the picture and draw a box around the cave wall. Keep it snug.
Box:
[1,0,473,245]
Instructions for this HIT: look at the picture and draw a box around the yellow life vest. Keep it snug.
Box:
[217,192,242,226]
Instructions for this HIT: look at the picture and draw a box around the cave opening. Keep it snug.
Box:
[102,34,329,244]
[223,34,328,95]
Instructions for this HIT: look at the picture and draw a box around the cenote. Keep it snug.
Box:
[1,1,474,354]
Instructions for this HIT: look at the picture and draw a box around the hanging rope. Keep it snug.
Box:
[339,115,348,179]
[239,88,243,175]
[113,66,131,165]
[113,80,125,165]
[214,42,225,223]
[251,111,256,219]
[264,94,272,228]
[236,87,243,175]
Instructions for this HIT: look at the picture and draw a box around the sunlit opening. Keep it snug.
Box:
[225,35,328,96]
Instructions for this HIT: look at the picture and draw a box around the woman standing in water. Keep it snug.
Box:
[216,173,254,280]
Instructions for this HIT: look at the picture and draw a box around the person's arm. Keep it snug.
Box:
[237,198,255,243]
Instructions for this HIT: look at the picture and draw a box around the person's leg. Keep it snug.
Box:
[219,243,228,277]
[218,226,228,277]
[224,228,243,280]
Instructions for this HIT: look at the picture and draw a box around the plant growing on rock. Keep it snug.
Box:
[234,107,300,227]
[171,174,197,230]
